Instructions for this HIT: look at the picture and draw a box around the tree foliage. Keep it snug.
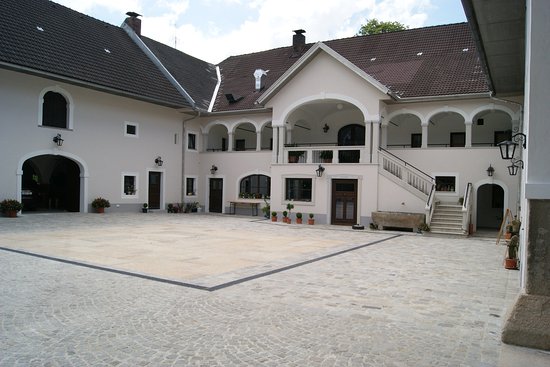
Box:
[357,19,408,36]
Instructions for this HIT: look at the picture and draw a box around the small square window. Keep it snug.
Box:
[125,122,138,137]
[123,174,138,196]
[435,176,456,192]
[188,133,196,150]
[186,177,196,196]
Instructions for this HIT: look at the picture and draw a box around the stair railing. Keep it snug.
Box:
[461,182,473,233]
[425,185,436,225]
[378,148,434,196]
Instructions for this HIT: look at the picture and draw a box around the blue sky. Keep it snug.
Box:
[55,0,466,64]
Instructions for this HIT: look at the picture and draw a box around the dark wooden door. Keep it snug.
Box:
[209,178,223,213]
[148,172,161,209]
[331,179,357,225]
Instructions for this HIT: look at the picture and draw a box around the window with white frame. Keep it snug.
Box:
[40,87,73,129]
[188,133,197,150]
[435,175,456,192]
[125,122,138,137]
[186,177,196,196]
[122,173,138,197]
[285,178,312,202]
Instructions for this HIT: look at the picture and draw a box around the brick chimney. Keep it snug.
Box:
[124,12,142,36]
[293,29,306,53]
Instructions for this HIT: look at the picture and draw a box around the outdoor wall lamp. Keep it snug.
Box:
[507,158,524,176]
[323,123,330,133]
[316,164,325,177]
[497,133,527,160]
[53,133,64,146]
[155,156,163,166]
[210,165,218,174]
[486,164,494,177]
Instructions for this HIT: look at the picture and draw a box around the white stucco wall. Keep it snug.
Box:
[0,69,184,212]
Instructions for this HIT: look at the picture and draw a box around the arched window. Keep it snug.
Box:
[239,174,270,198]
[42,91,68,128]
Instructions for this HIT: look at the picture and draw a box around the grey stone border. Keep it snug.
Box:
[0,234,400,292]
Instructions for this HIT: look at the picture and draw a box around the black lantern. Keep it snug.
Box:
[316,164,325,177]
[507,159,524,176]
[155,156,163,166]
[323,123,330,133]
[53,134,64,146]
[210,165,218,174]
[486,164,494,177]
[498,133,527,160]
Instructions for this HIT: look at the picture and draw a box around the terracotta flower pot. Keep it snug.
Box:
[308,219,314,225]
[271,216,277,222]
[296,218,302,224]
[4,210,17,218]
[505,232,512,240]
[504,258,518,270]
[96,207,105,214]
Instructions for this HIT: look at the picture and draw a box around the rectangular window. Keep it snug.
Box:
[435,176,456,192]
[186,177,196,196]
[285,178,312,202]
[411,133,422,148]
[188,133,196,150]
[122,174,138,197]
[450,132,465,147]
[125,122,138,137]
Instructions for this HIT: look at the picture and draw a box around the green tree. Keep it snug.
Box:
[357,19,408,36]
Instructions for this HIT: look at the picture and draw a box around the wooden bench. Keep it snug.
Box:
[229,200,263,216]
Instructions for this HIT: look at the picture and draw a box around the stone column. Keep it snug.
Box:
[227,132,234,152]
[380,123,388,149]
[371,119,380,163]
[421,122,428,149]
[465,120,472,148]
[256,131,261,151]
[202,133,209,152]
[272,127,279,163]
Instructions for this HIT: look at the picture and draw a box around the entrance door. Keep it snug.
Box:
[209,178,223,213]
[148,172,161,209]
[331,179,358,225]
[476,184,504,229]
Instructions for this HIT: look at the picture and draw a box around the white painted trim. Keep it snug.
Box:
[281,175,315,205]
[186,131,198,151]
[472,179,509,232]
[206,175,226,214]
[121,172,139,199]
[38,85,75,130]
[425,106,468,123]
[124,121,139,138]
[234,170,271,198]
[384,109,426,126]
[146,169,165,210]
[184,175,198,197]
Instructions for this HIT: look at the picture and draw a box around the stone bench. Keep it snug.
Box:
[371,211,425,232]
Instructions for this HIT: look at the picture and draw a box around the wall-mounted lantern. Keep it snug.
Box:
[323,123,330,133]
[508,159,524,176]
[486,164,495,177]
[155,156,163,167]
[316,164,325,177]
[210,165,218,174]
[497,133,527,160]
[53,134,64,146]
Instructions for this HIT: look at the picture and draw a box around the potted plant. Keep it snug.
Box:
[288,151,305,163]
[511,219,521,234]
[296,212,303,224]
[142,203,148,213]
[505,235,519,269]
[319,150,333,163]
[419,222,430,232]
[1,199,23,218]
[271,211,277,222]
[262,200,270,219]
[91,197,110,213]
[308,213,315,225]
[505,224,513,240]
[282,210,288,223]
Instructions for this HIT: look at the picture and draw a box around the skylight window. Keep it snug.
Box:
[462,48,469,52]
[370,57,376,61]
[36,26,44,32]
[416,52,423,56]
[104,48,111,54]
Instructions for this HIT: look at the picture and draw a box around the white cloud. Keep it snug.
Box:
[55,0,142,14]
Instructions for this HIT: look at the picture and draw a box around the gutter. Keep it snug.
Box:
[122,23,197,109]
[0,62,189,109]
[391,92,492,103]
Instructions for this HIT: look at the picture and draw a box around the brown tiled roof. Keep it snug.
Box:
[142,37,218,111]
[214,23,489,112]
[0,0,191,108]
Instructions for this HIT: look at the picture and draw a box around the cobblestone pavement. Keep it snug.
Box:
[1,213,549,366]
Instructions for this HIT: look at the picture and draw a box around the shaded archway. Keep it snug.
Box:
[476,184,504,229]
[338,124,365,163]
[22,155,80,212]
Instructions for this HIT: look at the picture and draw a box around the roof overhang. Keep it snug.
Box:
[256,42,390,106]
[461,0,525,96]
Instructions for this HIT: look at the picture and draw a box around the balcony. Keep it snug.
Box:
[284,144,365,164]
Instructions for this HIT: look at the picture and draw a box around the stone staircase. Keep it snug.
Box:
[430,202,468,236]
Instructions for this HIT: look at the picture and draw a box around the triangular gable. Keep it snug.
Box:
[256,42,390,106]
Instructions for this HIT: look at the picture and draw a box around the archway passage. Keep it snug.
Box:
[22,155,80,212]
[476,184,504,229]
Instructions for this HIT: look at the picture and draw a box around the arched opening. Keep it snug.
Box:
[386,113,422,148]
[41,90,69,128]
[22,155,80,212]
[207,124,229,151]
[476,184,504,229]
[427,111,465,147]
[234,122,257,151]
[472,110,513,146]
[260,122,273,150]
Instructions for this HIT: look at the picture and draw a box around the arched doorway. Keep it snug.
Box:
[22,155,80,212]
[476,184,504,229]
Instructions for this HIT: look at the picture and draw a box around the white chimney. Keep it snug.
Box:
[254,69,269,91]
